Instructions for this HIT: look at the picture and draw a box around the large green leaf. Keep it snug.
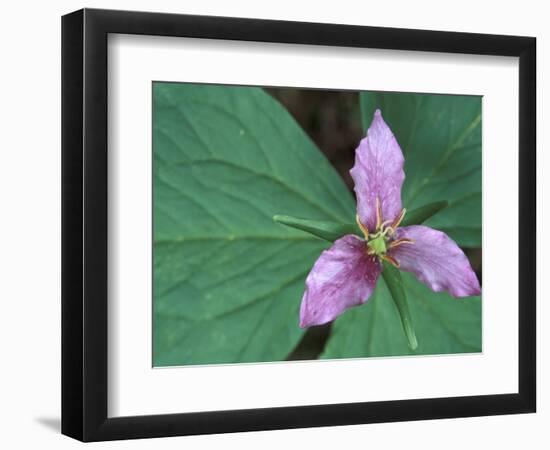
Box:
[321,272,481,358]
[153,83,355,366]
[360,92,482,247]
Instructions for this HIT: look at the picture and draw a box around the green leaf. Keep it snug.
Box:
[360,92,481,247]
[153,82,355,366]
[321,271,481,359]
[273,215,359,242]
[381,262,417,350]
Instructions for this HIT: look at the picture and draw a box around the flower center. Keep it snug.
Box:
[367,233,387,256]
[355,198,414,268]
[365,219,395,256]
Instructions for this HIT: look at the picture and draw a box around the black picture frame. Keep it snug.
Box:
[61,8,536,442]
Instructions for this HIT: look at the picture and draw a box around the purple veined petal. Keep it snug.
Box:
[389,225,481,297]
[299,235,381,328]
[350,109,405,231]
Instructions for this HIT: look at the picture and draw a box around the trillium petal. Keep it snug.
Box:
[300,235,381,327]
[350,109,405,231]
[389,225,481,297]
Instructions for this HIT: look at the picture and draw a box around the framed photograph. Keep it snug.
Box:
[61,8,536,441]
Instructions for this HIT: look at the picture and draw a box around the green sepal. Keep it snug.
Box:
[381,262,418,350]
[274,201,448,243]
[401,201,448,227]
[273,215,360,242]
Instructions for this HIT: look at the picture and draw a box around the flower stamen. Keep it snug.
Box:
[388,238,415,249]
[355,214,369,240]
[381,254,400,268]
[375,197,382,231]
[364,200,412,263]
[391,208,407,230]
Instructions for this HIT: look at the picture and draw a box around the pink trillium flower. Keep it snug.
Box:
[299,110,481,328]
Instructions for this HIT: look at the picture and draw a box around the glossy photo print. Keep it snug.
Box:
[153,82,482,367]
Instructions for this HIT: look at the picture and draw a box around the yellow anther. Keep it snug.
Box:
[356,215,369,240]
[391,208,407,230]
[375,197,383,231]
[381,254,400,268]
[388,238,415,250]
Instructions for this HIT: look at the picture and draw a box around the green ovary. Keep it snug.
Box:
[367,234,387,256]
